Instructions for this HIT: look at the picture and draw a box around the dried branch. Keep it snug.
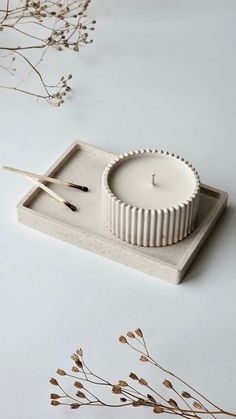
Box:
[0,0,96,105]
[50,329,236,417]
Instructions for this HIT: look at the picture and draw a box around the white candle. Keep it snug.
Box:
[109,154,197,210]
[102,150,200,247]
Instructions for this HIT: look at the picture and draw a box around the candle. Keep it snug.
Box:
[108,154,197,210]
[102,149,200,247]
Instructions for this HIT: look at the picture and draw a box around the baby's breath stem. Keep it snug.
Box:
[0,0,96,105]
[50,329,236,417]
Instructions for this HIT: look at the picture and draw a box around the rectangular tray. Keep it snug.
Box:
[17,141,228,284]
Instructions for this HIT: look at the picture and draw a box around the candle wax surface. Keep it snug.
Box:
[108,155,197,210]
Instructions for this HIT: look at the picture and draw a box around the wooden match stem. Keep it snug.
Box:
[3,165,88,192]
[26,176,77,212]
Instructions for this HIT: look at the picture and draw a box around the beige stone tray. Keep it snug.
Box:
[17,141,228,284]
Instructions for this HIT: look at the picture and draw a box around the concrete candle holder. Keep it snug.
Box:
[102,150,200,247]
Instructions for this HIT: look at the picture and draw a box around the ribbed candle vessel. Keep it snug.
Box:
[102,149,200,247]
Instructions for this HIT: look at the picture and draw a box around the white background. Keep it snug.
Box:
[0,1,236,418]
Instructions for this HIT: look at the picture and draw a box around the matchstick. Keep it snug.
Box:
[26,176,77,212]
[3,165,88,192]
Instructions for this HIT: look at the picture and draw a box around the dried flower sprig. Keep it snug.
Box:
[0,0,96,105]
[50,329,236,417]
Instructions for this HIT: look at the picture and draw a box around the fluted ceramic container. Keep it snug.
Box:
[102,149,200,247]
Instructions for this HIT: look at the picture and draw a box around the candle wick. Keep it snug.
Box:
[151,173,156,186]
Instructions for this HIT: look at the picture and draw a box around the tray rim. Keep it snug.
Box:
[16,140,228,283]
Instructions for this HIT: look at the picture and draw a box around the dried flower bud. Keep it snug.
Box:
[50,378,58,386]
[75,358,83,369]
[147,394,156,403]
[57,369,66,376]
[182,391,191,398]
[153,405,164,414]
[168,398,178,408]
[135,328,143,338]
[70,403,80,409]
[74,381,83,388]
[138,398,145,405]
[163,379,173,389]
[71,353,79,361]
[76,348,83,356]
[51,400,60,406]
[129,372,138,380]
[76,391,86,398]
[140,355,148,362]
[72,366,79,373]
[139,378,148,386]
[50,394,60,399]
[112,385,122,394]
[119,335,127,344]
[193,401,203,409]
[132,401,140,407]
[119,380,128,387]
[127,331,135,338]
